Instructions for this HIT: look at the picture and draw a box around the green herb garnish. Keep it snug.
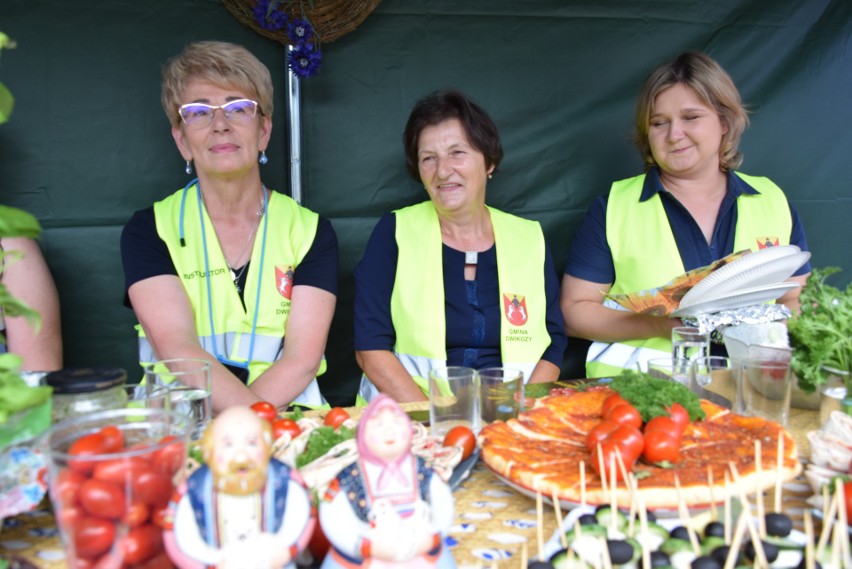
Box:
[788,267,852,393]
[609,371,705,422]
[296,425,355,468]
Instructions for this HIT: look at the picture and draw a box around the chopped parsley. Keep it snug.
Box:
[296,425,355,468]
[610,371,705,422]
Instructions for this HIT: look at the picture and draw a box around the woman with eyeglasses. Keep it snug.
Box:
[120,41,338,412]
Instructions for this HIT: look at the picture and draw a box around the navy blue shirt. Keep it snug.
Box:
[354,213,567,369]
[565,169,811,283]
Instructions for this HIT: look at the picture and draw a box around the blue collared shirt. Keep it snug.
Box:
[565,168,811,283]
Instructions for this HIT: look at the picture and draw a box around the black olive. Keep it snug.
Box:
[646,509,658,523]
[796,557,823,569]
[670,525,691,541]
[744,540,779,563]
[691,554,722,569]
[765,512,793,537]
[711,545,736,565]
[650,550,671,567]
[704,520,725,538]
[577,513,598,526]
[606,539,634,565]
[527,561,554,569]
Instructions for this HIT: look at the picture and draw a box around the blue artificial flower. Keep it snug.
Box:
[253,0,288,31]
[288,18,315,44]
[288,43,322,78]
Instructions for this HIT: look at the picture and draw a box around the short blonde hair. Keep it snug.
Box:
[161,41,274,127]
[634,51,749,172]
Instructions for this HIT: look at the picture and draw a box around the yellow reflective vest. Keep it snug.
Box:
[358,201,551,402]
[586,172,792,378]
[139,183,327,407]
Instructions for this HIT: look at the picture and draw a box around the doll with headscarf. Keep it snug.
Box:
[318,395,457,568]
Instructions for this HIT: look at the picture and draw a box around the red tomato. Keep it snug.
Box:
[644,416,681,436]
[78,479,126,519]
[120,523,163,564]
[68,432,109,473]
[443,425,476,461]
[132,551,174,569]
[54,468,87,506]
[585,420,621,452]
[98,425,124,453]
[92,456,153,486]
[249,401,278,423]
[604,403,643,430]
[152,435,186,477]
[845,480,852,521]
[74,516,116,559]
[590,439,636,483]
[90,552,124,569]
[666,403,690,432]
[122,501,150,527]
[272,418,302,440]
[642,430,681,464]
[151,505,172,529]
[57,504,84,531]
[601,393,628,417]
[607,425,645,464]
[324,407,350,429]
[131,471,173,508]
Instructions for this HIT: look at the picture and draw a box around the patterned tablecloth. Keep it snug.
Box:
[0,395,825,568]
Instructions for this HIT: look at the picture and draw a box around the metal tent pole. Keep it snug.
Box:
[286,44,302,204]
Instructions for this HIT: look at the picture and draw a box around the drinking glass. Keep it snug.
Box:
[428,366,480,437]
[739,358,793,426]
[691,356,736,389]
[672,326,710,363]
[479,367,524,424]
[642,357,691,386]
[143,358,212,440]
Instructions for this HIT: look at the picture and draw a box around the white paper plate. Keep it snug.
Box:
[671,282,800,317]
[680,246,810,308]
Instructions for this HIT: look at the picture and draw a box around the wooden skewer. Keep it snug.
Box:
[835,476,850,563]
[707,465,717,521]
[580,460,587,509]
[727,462,768,568]
[674,474,701,555]
[724,471,732,544]
[774,432,784,513]
[609,452,617,530]
[552,489,567,549]
[535,488,545,561]
[722,509,749,569]
[626,472,637,537]
[754,439,765,538]
[831,517,842,569]
[599,535,613,569]
[816,481,839,556]
[595,442,609,496]
[520,540,528,569]
[821,482,830,523]
[636,489,651,569]
[803,508,815,569]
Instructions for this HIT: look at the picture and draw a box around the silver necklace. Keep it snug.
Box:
[204,187,266,293]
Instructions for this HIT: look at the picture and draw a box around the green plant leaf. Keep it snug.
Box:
[0,205,41,238]
[0,82,13,125]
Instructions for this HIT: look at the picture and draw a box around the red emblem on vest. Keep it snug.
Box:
[756,237,780,249]
[503,293,528,326]
[275,265,294,299]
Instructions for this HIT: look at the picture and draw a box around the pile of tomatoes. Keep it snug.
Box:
[248,401,352,440]
[52,424,186,568]
[586,393,690,482]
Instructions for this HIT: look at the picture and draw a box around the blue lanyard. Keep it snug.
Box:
[179,178,269,369]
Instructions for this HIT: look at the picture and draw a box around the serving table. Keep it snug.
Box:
[0,382,822,569]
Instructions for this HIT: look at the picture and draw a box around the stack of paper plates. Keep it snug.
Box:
[670,245,810,317]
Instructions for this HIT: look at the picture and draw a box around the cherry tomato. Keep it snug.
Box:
[122,501,150,527]
[601,393,628,417]
[590,439,635,483]
[605,403,643,430]
[131,471,173,508]
[120,523,163,564]
[443,425,476,461]
[54,468,87,506]
[132,551,175,569]
[151,505,172,529]
[607,425,645,465]
[78,478,126,519]
[324,407,351,429]
[585,420,621,452]
[68,432,109,473]
[98,425,124,453]
[74,516,116,559]
[666,403,690,432]
[272,418,302,440]
[57,504,84,531]
[249,401,278,423]
[845,480,852,521]
[152,435,186,477]
[644,416,681,436]
[92,456,153,486]
[90,552,124,569]
[642,430,681,464]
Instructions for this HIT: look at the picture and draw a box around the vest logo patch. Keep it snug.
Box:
[756,236,780,249]
[275,265,294,299]
[503,293,528,326]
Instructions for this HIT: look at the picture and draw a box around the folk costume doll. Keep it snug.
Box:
[319,395,457,568]
[165,406,314,569]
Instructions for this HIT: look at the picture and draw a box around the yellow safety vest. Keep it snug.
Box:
[586,172,792,378]
[358,201,551,402]
[138,183,327,408]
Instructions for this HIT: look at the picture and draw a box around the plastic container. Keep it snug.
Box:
[45,368,128,422]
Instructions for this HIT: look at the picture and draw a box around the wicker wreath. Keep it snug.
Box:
[221,0,382,44]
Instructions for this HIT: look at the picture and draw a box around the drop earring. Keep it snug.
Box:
[185,160,193,175]
[259,151,268,165]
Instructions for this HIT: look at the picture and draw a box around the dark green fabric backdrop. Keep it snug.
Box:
[1,0,850,405]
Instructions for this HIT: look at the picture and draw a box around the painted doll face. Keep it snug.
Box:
[362,407,411,462]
